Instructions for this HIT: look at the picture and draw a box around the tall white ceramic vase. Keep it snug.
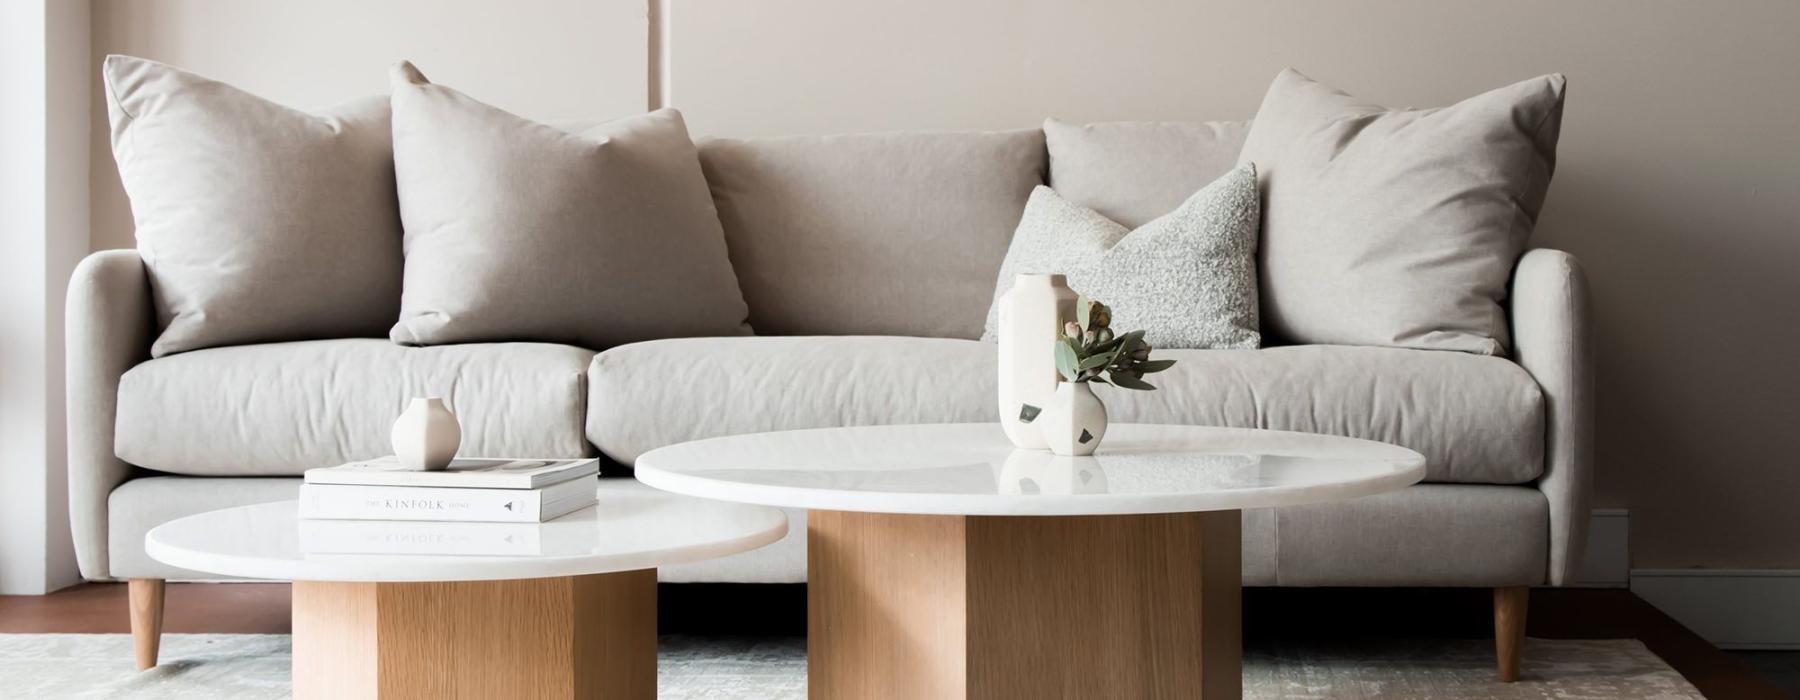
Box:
[392,397,462,470]
[996,273,1078,449]
[1035,382,1109,456]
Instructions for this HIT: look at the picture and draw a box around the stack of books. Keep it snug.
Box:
[299,457,600,523]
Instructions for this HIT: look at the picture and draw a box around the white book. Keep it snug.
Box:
[298,475,598,523]
[298,519,544,556]
[304,456,598,489]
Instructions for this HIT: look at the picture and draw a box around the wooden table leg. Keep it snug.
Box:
[809,510,1242,699]
[292,570,656,699]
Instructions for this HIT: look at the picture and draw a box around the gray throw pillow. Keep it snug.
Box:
[103,55,403,357]
[981,164,1261,349]
[1238,69,1566,355]
[388,62,751,349]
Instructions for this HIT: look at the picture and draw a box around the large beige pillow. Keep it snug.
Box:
[388,62,750,348]
[1238,69,1566,355]
[103,55,402,357]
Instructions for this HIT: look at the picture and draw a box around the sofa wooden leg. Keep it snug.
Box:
[129,578,166,671]
[1494,585,1528,682]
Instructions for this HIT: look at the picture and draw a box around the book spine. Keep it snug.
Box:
[298,484,545,522]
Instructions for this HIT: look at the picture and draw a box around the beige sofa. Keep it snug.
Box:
[68,124,1591,664]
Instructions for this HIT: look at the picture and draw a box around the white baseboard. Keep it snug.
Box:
[1573,508,1630,587]
[1631,569,1800,649]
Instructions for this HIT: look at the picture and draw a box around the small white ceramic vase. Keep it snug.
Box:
[392,397,461,471]
[996,273,1078,449]
[1035,382,1108,456]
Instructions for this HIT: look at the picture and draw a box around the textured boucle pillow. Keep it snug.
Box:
[981,164,1260,349]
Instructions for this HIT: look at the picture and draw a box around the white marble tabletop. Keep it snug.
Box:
[145,480,789,582]
[635,423,1426,516]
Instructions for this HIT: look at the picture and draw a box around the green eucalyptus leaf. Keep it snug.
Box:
[1137,359,1177,374]
[1076,298,1092,330]
[1054,339,1080,382]
[1078,353,1112,371]
[1109,372,1155,390]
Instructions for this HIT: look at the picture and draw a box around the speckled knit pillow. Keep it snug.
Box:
[981,163,1260,349]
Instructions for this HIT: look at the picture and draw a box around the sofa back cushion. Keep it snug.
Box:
[103,55,402,357]
[1044,118,1252,229]
[699,130,1046,338]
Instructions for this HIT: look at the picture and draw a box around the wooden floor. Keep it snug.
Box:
[0,583,1788,698]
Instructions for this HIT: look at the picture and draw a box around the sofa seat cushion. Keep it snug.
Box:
[116,339,594,476]
[587,338,1543,484]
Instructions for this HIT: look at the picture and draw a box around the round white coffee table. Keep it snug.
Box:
[636,423,1426,699]
[146,483,786,699]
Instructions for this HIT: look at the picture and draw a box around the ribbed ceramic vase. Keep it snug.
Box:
[1035,382,1109,456]
[391,397,462,470]
[996,273,1078,449]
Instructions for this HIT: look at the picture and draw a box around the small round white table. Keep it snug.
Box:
[636,423,1426,700]
[146,484,787,699]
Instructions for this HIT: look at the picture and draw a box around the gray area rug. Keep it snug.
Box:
[0,634,1704,698]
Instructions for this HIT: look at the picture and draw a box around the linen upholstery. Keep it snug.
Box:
[586,337,1543,484]
[66,250,154,580]
[1274,485,1548,586]
[660,485,1547,586]
[588,337,997,465]
[115,339,593,476]
[699,130,1045,338]
[388,62,749,348]
[104,476,1540,587]
[108,477,299,579]
[981,165,1261,349]
[1510,249,1595,585]
[1044,118,1252,228]
[1238,69,1566,355]
[102,55,402,357]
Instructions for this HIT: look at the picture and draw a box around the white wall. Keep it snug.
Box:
[1,0,88,594]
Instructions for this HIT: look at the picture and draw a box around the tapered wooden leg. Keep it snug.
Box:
[808,509,1242,699]
[128,578,165,671]
[1494,585,1529,682]
[292,570,656,699]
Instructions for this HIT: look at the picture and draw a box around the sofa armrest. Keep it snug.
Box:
[1509,248,1595,586]
[66,249,154,580]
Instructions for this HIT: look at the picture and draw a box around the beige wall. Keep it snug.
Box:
[89,0,648,251]
[667,0,1800,570]
[91,1,1800,568]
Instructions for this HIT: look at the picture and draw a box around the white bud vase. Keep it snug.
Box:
[392,397,461,470]
[1035,382,1108,456]
[996,273,1078,449]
